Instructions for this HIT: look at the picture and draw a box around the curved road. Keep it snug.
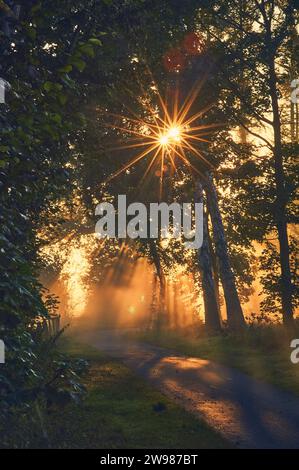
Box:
[76,329,299,449]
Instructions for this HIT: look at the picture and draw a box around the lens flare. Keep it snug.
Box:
[167,126,181,141]
[159,126,182,147]
[159,134,169,146]
[101,77,222,192]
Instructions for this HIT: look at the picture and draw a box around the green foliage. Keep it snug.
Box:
[0,340,229,449]
[0,0,298,445]
[0,0,105,430]
[0,338,88,448]
[260,237,298,315]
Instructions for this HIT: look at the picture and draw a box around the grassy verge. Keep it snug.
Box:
[127,325,299,395]
[43,339,230,449]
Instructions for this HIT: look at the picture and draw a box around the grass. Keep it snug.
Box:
[128,324,299,395]
[43,339,230,449]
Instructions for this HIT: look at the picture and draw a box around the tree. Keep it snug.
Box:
[193,0,298,326]
[0,0,106,428]
[204,173,246,329]
[196,179,222,332]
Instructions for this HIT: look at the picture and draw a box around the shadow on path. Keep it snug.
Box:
[75,329,299,449]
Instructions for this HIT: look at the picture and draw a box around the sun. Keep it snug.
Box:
[159,133,170,146]
[102,79,219,190]
[167,126,181,142]
[159,126,182,147]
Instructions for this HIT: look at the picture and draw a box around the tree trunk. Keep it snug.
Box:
[148,274,158,330]
[204,173,245,331]
[207,214,221,310]
[195,179,222,333]
[268,58,294,327]
[149,240,166,329]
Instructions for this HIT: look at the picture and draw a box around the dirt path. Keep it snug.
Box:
[76,329,299,449]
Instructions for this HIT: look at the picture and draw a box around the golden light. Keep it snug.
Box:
[102,78,220,191]
[128,305,136,315]
[159,126,182,147]
[159,133,169,146]
[59,235,95,317]
[167,126,181,141]
[40,233,98,319]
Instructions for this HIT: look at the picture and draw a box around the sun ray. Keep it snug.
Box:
[182,133,211,144]
[180,138,215,169]
[183,103,214,127]
[157,93,173,127]
[173,85,179,123]
[167,151,177,173]
[107,86,161,131]
[122,74,168,130]
[187,122,223,132]
[109,140,158,151]
[176,75,208,125]
[143,67,174,127]
[106,142,160,182]
[103,122,159,140]
[168,144,205,178]
[102,75,218,193]
[159,147,165,200]
[140,147,161,184]
[102,110,162,133]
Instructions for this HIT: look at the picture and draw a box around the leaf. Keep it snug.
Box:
[58,64,73,73]
[88,38,102,46]
[70,58,86,72]
[58,93,68,105]
[51,114,62,125]
[43,81,53,92]
[79,44,95,58]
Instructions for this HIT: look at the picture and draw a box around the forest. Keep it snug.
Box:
[0,0,298,451]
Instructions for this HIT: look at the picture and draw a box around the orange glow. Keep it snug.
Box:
[102,79,220,193]
[128,305,136,315]
[167,126,181,141]
[59,236,93,317]
[158,126,182,147]
[159,133,169,146]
